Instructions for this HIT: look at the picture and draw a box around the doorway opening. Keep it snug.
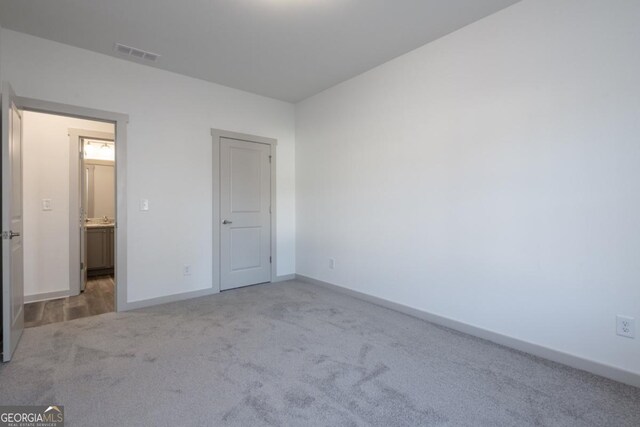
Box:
[21,112,116,328]
[2,85,128,361]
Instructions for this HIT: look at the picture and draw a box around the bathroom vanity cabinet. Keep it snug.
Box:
[86,226,115,276]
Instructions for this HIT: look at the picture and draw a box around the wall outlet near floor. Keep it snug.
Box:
[616,315,635,339]
[183,265,192,276]
[329,258,335,269]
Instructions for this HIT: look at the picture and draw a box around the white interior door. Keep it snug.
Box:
[220,137,271,290]
[2,83,24,362]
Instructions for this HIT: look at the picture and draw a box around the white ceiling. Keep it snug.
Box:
[0,0,521,102]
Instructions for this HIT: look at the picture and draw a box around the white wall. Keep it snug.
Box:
[1,29,296,303]
[22,111,113,299]
[0,24,4,85]
[296,0,640,376]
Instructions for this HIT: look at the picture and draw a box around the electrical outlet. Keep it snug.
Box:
[183,265,192,276]
[616,315,635,339]
[329,258,335,269]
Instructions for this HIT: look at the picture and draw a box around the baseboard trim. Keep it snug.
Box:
[24,290,75,303]
[119,275,296,311]
[121,287,220,311]
[295,274,640,389]
[272,274,296,283]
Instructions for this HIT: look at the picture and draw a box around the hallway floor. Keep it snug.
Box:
[24,275,115,328]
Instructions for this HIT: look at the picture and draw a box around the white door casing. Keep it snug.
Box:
[2,83,25,362]
[13,99,127,312]
[220,137,271,290]
[80,139,88,291]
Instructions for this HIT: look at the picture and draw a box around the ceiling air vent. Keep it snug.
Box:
[114,43,160,62]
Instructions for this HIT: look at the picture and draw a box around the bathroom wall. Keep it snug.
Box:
[22,111,114,301]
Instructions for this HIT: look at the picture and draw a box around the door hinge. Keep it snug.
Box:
[81,262,84,271]
[269,155,272,163]
[269,256,272,263]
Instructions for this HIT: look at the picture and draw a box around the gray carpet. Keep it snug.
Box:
[1,280,639,426]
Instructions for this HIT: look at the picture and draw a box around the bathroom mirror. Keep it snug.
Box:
[84,160,115,219]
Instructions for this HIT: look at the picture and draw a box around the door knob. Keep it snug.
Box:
[222,220,232,225]
[2,230,20,239]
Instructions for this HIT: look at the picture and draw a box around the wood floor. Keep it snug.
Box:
[24,275,115,328]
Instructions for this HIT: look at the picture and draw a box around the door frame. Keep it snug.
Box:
[211,128,277,291]
[68,129,115,297]
[17,96,128,311]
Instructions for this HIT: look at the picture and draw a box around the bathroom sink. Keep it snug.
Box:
[85,221,115,228]
[85,222,115,228]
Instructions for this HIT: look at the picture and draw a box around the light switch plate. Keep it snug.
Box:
[140,199,149,211]
[42,198,52,211]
